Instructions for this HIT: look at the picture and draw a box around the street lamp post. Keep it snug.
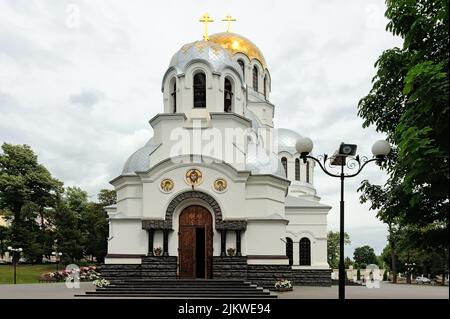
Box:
[7,246,23,284]
[52,239,62,272]
[52,251,63,272]
[295,138,391,300]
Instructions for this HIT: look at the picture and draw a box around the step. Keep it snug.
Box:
[93,286,263,292]
[78,293,277,298]
[82,291,277,298]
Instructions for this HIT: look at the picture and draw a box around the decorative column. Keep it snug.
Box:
[235,230,241,256]
[220,230,227,257]
[163,230,169,256]
[148,230,154,256]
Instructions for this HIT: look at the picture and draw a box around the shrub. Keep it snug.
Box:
[383,269,388,281]
[357,268,361,281]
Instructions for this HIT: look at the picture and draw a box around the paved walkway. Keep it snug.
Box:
[0,282,447,299]
[278,282,449,299]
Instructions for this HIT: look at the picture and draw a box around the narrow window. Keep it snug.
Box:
[224,78,233,113]
[286,237,293,266]
[306,161,310,183]
[171,80,177,113]
[281,157,287,177]
[252,66,258,91]
[193,72,206,108]
[264,75,267,99]
[237,59,245,77]
[295,158,300,181]
[299,238,311,266]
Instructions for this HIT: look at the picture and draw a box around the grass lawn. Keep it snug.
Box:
[0,264,57,284]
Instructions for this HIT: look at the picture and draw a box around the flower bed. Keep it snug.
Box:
[40,265,109,287]
[274,279,293,292]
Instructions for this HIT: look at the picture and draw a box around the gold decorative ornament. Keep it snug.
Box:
[213,178,227,192]
[160,178,174,193]
[199,13,214,41]
[209,32,267,68]
[221,15,236,33]
[186,169,203,188]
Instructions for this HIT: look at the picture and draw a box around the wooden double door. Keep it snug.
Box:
[178,205,213,279]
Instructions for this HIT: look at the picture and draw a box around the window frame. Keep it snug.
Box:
[193,72,207,108]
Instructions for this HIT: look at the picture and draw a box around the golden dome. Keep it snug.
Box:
[208,32,267,69]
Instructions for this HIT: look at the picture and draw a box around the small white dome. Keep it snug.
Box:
[122,138,159,174]
[277,128,302,154]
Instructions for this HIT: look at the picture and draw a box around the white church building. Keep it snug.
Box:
[102,31,331,287]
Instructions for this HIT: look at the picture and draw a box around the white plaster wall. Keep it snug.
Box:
[149,115,251,172]
[285,209,329,268]
[141,163,248,221]
[107,220,147,255]
[162,62,245,116]
[245,221,287,256]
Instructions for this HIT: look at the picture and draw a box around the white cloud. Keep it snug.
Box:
[0,0,401,255]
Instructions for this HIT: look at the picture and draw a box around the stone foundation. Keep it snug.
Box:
[247,265,293,289]
[292,268,332,286]
[212,256,248,280]
[100,256,177,280]
[101,256,331,288]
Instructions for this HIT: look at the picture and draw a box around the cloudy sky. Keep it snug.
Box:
[0,0,402,257]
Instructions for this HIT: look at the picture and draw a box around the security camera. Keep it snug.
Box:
[338,143,357,156]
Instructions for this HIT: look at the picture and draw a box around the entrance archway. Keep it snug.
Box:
[178,205,213,279]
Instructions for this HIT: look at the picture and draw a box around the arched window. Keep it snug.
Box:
[252,66,258,91]
[299,238,311,266]
[295,158,300,181]
[224,78,233,113]
[264,75,267,99]
[286,237,293,266]
[170,79,177,113]
[193,72,206,108]
[281,157,287,177]
[306,161,310,183]
[237,59,245,77]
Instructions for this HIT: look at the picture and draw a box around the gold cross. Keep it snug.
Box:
[222,15,236,33]
[199,13,214,41]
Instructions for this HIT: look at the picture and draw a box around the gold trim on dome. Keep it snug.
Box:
[179,41,233,58]
[209,32,267,68]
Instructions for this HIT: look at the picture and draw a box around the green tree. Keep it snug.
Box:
[0,225,10,258]
[98,189,116,206]
[357,0,448,283]
[327,231,351,269]
[0,144,62,262]
[52,187,88,263]
[353,245,378,266]
[82,202,108,262]
[344,257,354,269]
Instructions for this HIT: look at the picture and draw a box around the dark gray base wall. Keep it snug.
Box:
[100,256,177,280]
[212,256,248,281]
[101,257,331,288]
[247,265,293,290]
[292,268,332,286]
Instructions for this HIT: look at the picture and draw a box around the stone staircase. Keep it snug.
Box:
[77,279,277,298]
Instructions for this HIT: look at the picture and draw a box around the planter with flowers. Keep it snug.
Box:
[153,247,163,256]
[227,248,236,257]
[274,279,293,292]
